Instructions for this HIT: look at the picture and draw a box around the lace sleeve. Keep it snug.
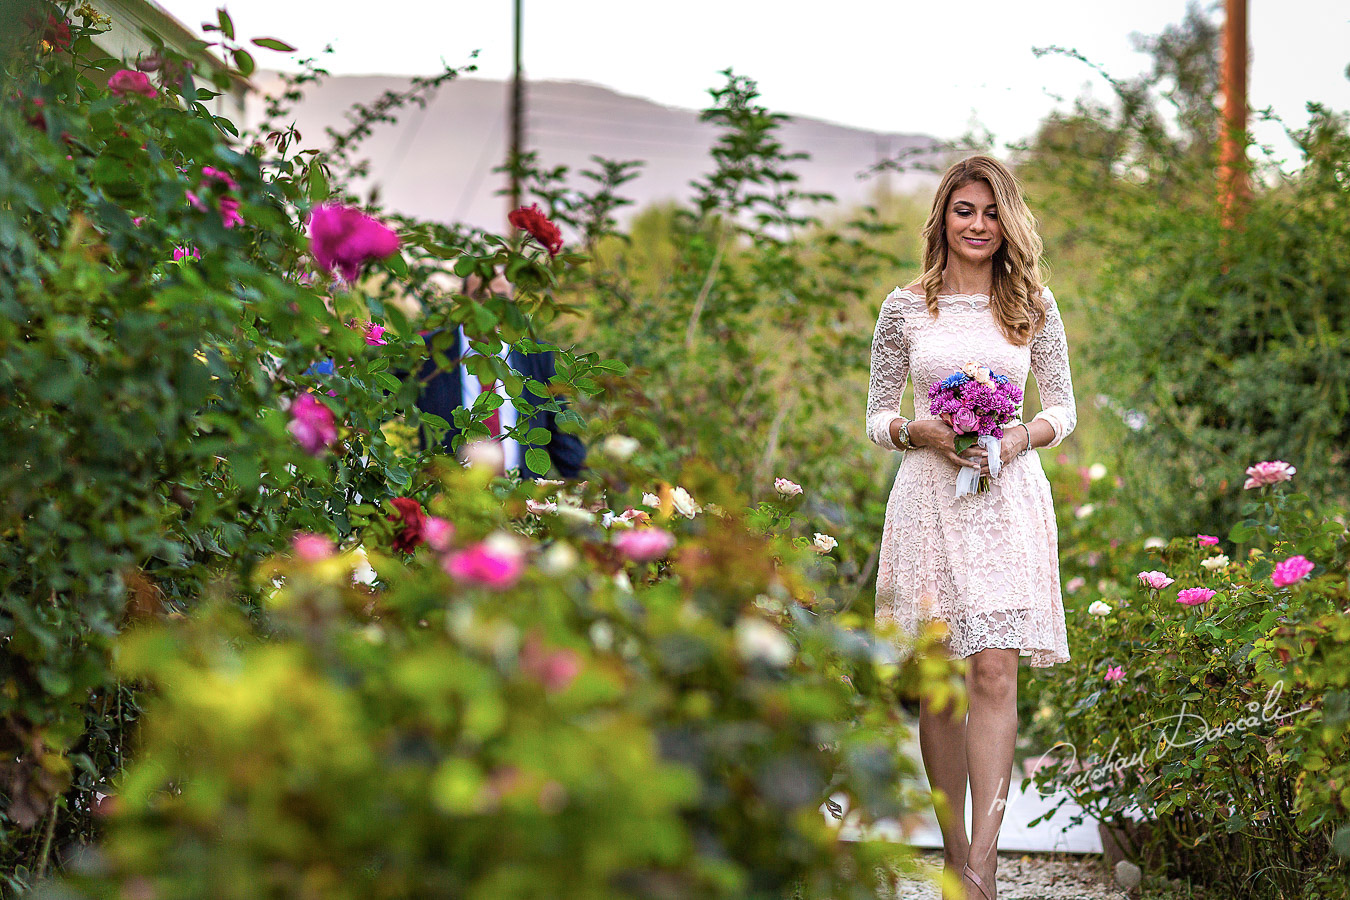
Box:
[1028,287,1077,449]
[866,290,910,451]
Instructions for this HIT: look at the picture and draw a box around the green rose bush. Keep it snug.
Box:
[1026,462,1350,898]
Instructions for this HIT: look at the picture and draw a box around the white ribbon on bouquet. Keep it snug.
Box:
[954,433,1002,497]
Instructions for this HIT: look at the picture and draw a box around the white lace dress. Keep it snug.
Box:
[866,287,1076,667]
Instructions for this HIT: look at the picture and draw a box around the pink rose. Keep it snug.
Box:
[1197,534,1219,546]
[218,196,244,229]
[108,69,156,99]
[308,203,400,282]
[518,632,581,692]
[1176,587,1216,607]
[613,527,676,562]
[1065,576,1086,594]
[363,323,387,346]
[286,393,338,456]
[421,516,454,552]
[200,166,239,191]
[1104,665,1125,683]
[616,507,650,526]
[774,477,803,498]
[1137,570,1174,591]
[952,407,978,434]
[443,534,525,589]
[1270,555,1314,588]
[1243,460,1296,490]
[172,246,200,262]
[292,532,335,561]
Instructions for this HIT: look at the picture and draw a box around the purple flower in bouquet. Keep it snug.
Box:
[926,362,1024,494]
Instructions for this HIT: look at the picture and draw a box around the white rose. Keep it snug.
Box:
[1143,536,1167,549]
[734,617,794,667]
[641,492,660,507]
[1088,463,1108,481]
[535,478,566,488]
[555,503,595,525]
[671,486,700,518]
[774,477,803,498]
[538,541,578,575]
[461,438,505,473]
[351,545,377,586]
[525,498,557,515]
[600,434,640,460]
[1088,600,1113,617]
[1074,504,1096,519]
[812,532,838,554]
[1200,554,1230,570]
[483,531,526,562]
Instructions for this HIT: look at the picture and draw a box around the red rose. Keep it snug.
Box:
[388,497,426,553]
[508,204,563,257]
[28,12,71,52]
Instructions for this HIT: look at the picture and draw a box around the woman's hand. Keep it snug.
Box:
[972,427,1031,476]
[907,419,983,472]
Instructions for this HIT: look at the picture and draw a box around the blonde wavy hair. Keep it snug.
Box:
[918,155,1048,346]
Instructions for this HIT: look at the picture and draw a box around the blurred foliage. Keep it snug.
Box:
[1016,2,1350,537]
[52,462,945,900]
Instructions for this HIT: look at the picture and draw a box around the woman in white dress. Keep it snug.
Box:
[865,155,1076,900]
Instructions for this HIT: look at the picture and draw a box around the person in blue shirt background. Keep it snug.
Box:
[413,269,587,481]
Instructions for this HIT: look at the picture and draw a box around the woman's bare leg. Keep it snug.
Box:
[963,647,1020,897]
[918,662,970,898]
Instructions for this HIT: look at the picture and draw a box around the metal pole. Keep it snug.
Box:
[1220,0,1248,230]
[508,0,523,216]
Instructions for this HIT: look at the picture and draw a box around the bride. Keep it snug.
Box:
[865,155,1077,899]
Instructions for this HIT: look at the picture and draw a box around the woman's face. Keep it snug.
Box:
[943,180,1003,268]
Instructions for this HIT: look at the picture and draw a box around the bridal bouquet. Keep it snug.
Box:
[927,362,1024,496]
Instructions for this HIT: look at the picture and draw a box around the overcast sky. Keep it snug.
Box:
[157,0,1349,166]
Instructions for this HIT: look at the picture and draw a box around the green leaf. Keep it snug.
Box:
[1228,522,1258,543]
[386,253,408,278]
[525,427,551,445]
[217,7,235,39]
[307,162,329,203]
[232,48,256,77]
[1333,825,1350,860]
[251,37,298,52]
[526,447,551,475]
[419,413,450,431]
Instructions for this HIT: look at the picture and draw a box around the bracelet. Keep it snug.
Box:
[1017,423,1032,457]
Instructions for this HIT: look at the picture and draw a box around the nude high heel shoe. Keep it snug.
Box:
[962,863,995,900]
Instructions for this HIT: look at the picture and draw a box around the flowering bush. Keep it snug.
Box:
[1027,470,1350,898]
[56,461,936,899]
[0,9,608,886]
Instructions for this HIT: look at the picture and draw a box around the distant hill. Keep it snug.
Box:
[245,73,941,231]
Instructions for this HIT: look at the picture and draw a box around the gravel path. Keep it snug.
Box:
[883,850,1132,900]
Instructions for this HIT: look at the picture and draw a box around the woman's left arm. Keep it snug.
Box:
[1027,287,1077,449]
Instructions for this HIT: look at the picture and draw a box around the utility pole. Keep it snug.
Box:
[1219,0,1249,231]
[508,0,524,217]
